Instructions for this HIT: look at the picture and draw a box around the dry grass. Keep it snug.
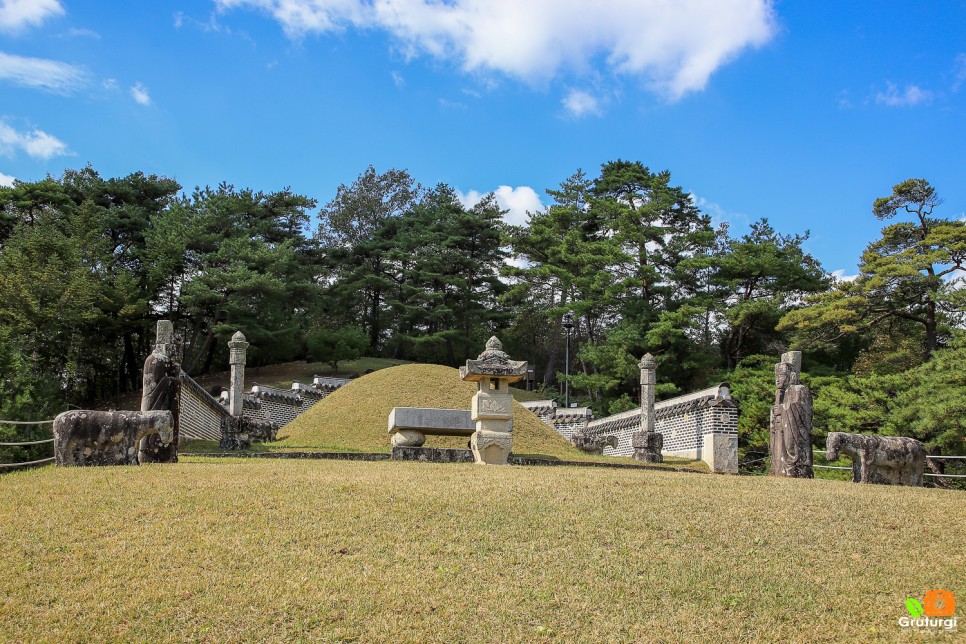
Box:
[1,458,962,642]
[271,364,699,468]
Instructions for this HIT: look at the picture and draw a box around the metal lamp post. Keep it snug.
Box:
[561,310,575,408]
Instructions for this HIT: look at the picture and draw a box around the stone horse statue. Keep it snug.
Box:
[825,431,926,486]
[53,410,174,467]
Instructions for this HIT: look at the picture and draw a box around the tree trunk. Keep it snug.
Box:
[369,288,381,353]
[188,327,216,376]
[123,331,139,392]
[544,335,559,389]
[201,332,218,375]
[925,299,938,355]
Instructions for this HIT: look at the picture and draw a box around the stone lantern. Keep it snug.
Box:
[459,337,527,465]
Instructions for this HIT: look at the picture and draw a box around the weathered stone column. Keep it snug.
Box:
[228,331,249,418]
[632,353,663,463]
[639,353,656,433]
[460,337,527,465]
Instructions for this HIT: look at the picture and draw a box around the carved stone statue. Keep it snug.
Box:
[138,321,182,463]
[770,351,813,478]
[571,432,618,455]
[53,410,174,466]
[825,432,926,486]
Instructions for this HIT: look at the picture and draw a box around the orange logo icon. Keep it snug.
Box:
[924,590,956,618]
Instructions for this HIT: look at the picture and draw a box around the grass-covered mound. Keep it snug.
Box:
[274,364,604,461]
[2,459,963,641]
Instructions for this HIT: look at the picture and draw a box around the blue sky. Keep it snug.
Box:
[1,0,964,277]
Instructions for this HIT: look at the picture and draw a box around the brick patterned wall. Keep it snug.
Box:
[582,384,739,460]
[177,376,350,443]
[519,401,594,442]
[657,405,739,456]
[586,409,640,457]
[179,375,228,441]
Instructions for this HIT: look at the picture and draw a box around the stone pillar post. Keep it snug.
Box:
[460,337,527,465]
[639,353,656,434]
[632,353,663,463]
[228,331,249,418]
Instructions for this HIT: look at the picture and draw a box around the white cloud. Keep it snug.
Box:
[690,193,750,229]
[459,185,544,227]
[391,70,405,88]
[0,0,63,33]
[438,97,467,110]
[831,269,859,283]
[64,27,100,39]
[217,0,365,33]
[0,121,69,160]
[836,89,852,109]
[953,53,966,92]
[215,0,777,100]
[562,89,602,118]
[0,50,88,93]
[0,171,14,186]
[19,129,67,158]
[874,82,933,107]
[130,82,151,105]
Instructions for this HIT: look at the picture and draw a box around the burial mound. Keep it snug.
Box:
[277,364,589,459]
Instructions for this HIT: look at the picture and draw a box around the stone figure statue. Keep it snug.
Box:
[770,351,813,478]
[138,321,182,463]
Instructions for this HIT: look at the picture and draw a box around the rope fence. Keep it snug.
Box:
[0,457,55,469]
[742,449,966,482]
[1,419,55,471]
[0,419,54,425]
[739,455,768,466]
[0,438,54,446]
[812,449,966,478]
[812,449,966,460]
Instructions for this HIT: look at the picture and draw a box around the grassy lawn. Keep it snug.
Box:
[1,458,962,642]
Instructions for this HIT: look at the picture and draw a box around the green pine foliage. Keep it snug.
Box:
[0,165,962,462]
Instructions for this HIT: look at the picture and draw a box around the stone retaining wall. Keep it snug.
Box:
[181,376,351,441]
[585,383,739,472]
[179,373,227,441]
[518,400,593,440]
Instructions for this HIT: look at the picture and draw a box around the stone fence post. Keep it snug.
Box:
[632,353,663,463]
[228,331,249,418]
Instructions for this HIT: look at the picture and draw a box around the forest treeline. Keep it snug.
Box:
[1,162,963,457]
